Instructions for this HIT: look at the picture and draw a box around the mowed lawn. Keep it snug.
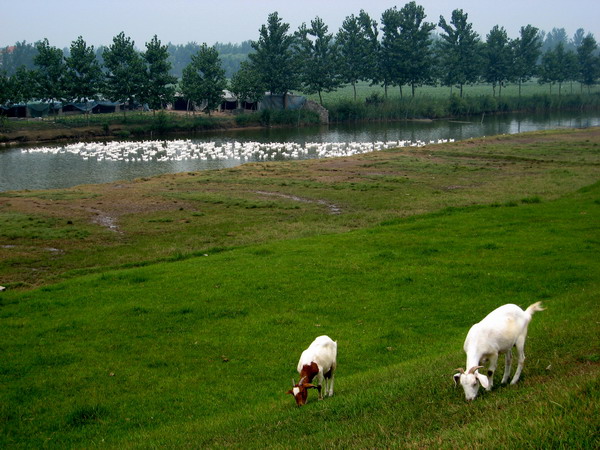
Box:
[1,131,599,447]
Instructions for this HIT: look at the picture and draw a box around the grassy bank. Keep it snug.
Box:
[0,128,598,446]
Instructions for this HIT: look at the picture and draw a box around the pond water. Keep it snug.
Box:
[1,111,599,192]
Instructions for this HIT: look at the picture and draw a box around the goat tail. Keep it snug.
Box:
[526,301,545,316]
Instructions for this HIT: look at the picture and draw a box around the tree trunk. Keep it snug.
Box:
[318,90,323,106]
[399,85,403,99]
[352,82,357,101]
[412,83,416,97]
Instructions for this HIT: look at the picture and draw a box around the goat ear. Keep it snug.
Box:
[475,371,489,389]
[304,383,318,390]
[453,372,461,387]
[286,389,294,395]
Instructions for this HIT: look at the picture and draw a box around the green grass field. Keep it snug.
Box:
[1,129,599,447]
[308,80,600,104]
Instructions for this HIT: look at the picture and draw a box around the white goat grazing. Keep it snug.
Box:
[287,335,337,406]
[454,302,545,401]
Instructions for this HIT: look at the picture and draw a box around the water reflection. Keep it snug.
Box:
[1,111,599,192]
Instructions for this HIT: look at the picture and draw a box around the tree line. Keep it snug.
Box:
[1,3,599,114]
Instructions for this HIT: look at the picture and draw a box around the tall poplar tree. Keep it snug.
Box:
[34,38,65,103]
[181,43,227,114]
[539,42,578,95]
[380,7,405,96]
[142,35,177,112]
[512,25,542,97]
[103,32,145,113]
[576,34,599,93]
[335,10,379,98]
[396,2,436,97]
[64,36,103,103]
[296,17,340,105]
[437,9,482,97]
[248,12,299,108]
[483,26,512,97]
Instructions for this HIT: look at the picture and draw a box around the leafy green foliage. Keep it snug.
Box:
[381,2,436,97]
[63,36,103,102]
[33,38,65,102]
[142,35,177,110]
[437,9,483,96]
[483,26,512,96]
[539,42,579,95]
[180,43,227,114]
[295,16,341,105]
[0,70,9,105]
[102,32,145,108]
[229,61,265,108]
[577,34,599,91]
[512,25,542,96]
[248,12,300,98]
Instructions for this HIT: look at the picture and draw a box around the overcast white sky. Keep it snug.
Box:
[3,0,599,49]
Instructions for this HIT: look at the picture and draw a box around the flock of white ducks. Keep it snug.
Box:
[22,138,455,163]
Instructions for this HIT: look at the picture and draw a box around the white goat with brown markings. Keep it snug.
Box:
[287,335,337,406]
[454,302,545,401]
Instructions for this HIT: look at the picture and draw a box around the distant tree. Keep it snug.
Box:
[541,27,568,52]
[102,32,145,112]
[483,25,512,97]
[229,61,265,109]
[512,25,542,96]
[0,41,38,76]
[63,36,104,103]
[335,10,377,100]
[296,16,340,105]
[539,42,578,95]
[180,43,227,115]
[142,35,177,112]
[214,41,253,78]
[437,9,482,96]
[248,12,299,108]
[572,28,586,49]
[34,38,65,111]
[576,34,599,92]
[9,66,39,104]
[167,42,202,78]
